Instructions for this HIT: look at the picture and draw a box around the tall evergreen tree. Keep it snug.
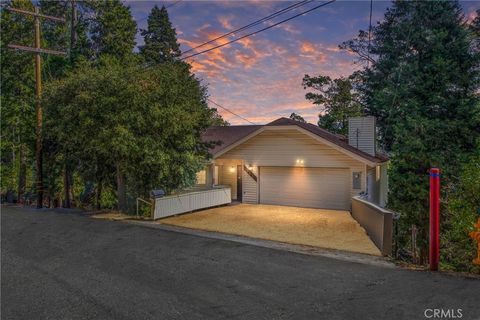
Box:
[88,0,137,59]
[140,5,181,64]
[0,0,36,202]
[344,1,480,262]
[471,9,480,52]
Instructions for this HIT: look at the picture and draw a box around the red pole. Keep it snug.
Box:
[429,168,440,271]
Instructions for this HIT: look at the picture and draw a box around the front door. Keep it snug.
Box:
[236,165,242,201]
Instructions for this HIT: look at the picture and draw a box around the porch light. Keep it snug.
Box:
[296,159,304,164]
[229,166,235,173]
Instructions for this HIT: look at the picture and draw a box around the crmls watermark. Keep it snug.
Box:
[424,309,463,319]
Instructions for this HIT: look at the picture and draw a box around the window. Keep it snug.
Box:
[196,170,206,185]
[352,172,362,189]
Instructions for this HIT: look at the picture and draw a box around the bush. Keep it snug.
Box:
[443,150,480,273]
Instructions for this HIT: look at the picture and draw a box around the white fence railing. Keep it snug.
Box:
[153,186,231,220]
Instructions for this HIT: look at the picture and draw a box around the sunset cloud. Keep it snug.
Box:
[218,15,235,30]
[128,1,476,125]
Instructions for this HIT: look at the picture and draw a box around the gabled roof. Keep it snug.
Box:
[201,125,262,155]
[201,117,388,164]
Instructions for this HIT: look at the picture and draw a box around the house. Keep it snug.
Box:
[198,116,389,211]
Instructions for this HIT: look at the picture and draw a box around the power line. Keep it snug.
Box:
[165,0,181,9]
[181,0,336,60]
[181,0,313,55]
[136,1,182,25]
[207,98,257,125]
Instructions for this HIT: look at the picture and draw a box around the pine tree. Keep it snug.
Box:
[88,0,137,59]
[471,9,480,52]
[140,5,181,64]
[0,0,36,202]
[344,1,480,262]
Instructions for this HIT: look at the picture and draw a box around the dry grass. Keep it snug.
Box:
[159,204,381,256]
[91,211,132,221]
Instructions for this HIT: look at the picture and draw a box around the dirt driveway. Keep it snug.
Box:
[159,204,381,256]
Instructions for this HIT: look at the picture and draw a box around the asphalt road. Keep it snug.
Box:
[2,206,479,320]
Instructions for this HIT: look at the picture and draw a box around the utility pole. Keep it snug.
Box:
[6,6,66,208]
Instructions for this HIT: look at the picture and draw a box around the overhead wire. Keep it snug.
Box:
[136,0,182,25]
[207,98,257,125]
[181,0,313,55]
[181,0,336,60]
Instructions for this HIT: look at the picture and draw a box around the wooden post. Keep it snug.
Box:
[34,6,43,208]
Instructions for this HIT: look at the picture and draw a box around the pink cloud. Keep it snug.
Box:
[218,15,234,30]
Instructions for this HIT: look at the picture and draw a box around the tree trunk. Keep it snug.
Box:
[63,166,71,208]
[17,145,26,204]
[96,180,102,210]
[116,164,127,212]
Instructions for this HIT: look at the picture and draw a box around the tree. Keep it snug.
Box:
[471,9,480,52]
[0,0,36,203]
[443,142,480,272]
[140,5,181,64]
[289,113,306,123]
[302,74,362,135]
[343,1,480,263]
[87,0,137,59]
[43,56,223,212]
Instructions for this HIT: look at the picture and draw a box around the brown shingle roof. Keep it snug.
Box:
[201,118,388,163]
[201,125,262,155]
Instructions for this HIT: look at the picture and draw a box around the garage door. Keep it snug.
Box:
[259,167,351,210]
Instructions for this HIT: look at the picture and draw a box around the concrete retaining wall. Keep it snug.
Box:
[351,196,394,256]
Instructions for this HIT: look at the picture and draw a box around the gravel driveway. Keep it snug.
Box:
[159,204,381,255]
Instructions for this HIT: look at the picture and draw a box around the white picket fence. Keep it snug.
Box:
[153,186,231,220]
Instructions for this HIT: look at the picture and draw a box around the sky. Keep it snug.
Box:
[126,0,479,125]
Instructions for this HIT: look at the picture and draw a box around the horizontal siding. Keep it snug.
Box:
[218,129,367,202]
[221,130,363,168]
[348,117,375,156]
[242,166,258,204]
[216,159,241,200]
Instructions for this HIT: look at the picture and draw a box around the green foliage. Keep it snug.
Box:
[442,145,480,272]
[87,0,137,59]
[0,0,36,196]
[302,74,362,135]
[343,0,480,266]
[100,186,117,209]
[289,113,306,123]
[140,5,181,64]
[43,56,222,211]
[471,9,480,52]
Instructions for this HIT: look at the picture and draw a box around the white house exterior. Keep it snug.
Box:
[199,117,389,211]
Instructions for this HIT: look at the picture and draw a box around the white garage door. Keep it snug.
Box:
[259,167,351,210]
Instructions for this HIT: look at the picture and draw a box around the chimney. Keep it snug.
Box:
[348,117,376,156]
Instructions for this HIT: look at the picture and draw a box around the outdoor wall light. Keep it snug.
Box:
[229,166,235,173]
[296,159,304,164]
